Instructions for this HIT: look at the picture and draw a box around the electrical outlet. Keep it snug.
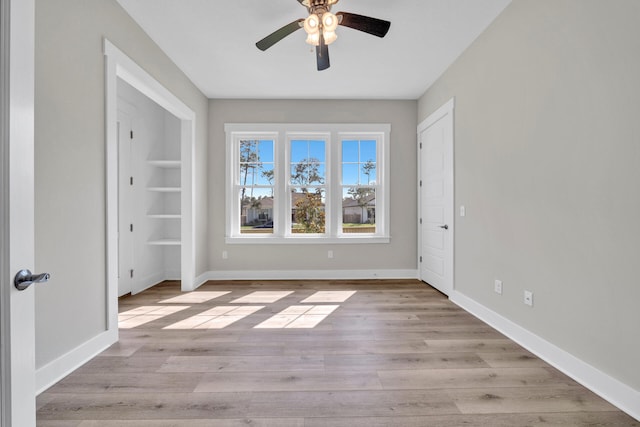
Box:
[328,250,334,259]
[524,290,533,307]
[494,280,503,295]
[222,251,228,260]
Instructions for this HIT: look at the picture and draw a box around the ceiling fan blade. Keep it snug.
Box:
[336,12,390,38]
[316,32,330,71]
[256,19,304,51]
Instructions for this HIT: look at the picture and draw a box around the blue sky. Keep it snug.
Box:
[240,139,377,188]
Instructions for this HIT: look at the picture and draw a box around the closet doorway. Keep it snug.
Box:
[104,39,196,337]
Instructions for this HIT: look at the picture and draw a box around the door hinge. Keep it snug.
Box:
[129,224,133,232]
[419,256,423,263]
[129,269,134,278]
[130,130,134,139]
[419,218,422,225]
[419,142,423,149]
[130,176,133,186]
[419,180,422,187]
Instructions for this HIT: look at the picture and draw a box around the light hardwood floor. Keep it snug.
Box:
[37,280,638,426]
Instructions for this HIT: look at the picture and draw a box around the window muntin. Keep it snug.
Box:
[225,124,389,243]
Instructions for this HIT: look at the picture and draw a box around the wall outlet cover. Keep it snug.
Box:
[494,279,503,295]
[524,290,533,307]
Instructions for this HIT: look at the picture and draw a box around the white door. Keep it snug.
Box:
[117,110,134,296]
[418,99,454,295]
[1,0,38,425]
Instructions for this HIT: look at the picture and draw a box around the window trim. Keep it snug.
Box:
[225,123,390,244]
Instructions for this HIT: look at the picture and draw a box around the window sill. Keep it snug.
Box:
[225,236,390,245]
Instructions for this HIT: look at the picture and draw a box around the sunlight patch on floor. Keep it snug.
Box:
[158,291,231,304]
[163,306,265,330]
[230,291,294,304]
[301,290,356,303]
[118,306,190,329]
[254,305,339,329]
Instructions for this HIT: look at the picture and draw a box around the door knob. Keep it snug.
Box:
[439,224,449,230]
[14,269,50,291]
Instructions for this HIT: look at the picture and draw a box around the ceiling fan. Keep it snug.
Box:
[256,0,391,71]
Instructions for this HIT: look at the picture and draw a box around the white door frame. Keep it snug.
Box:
[1,0,36,424]
[417,97,455,295]
[103,39,196,334]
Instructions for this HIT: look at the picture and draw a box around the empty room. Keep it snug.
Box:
[2,0,639,425]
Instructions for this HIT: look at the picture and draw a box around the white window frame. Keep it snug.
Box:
[225,123,390,244]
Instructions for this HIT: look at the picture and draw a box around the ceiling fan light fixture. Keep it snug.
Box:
[305,32,320,46]
[303,14,320,35]
[322,12,338,32]
[323,30,337,45]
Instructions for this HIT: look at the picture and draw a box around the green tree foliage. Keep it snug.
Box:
[291,157,325,232]
[294,190,325,233]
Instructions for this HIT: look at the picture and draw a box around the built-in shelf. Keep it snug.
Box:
[148,238,181,246]
[147,187,181,192]
[147,214,182,219]
[147,160,181,168]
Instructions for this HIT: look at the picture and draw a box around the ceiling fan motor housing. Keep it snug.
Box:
[304,0,338,14]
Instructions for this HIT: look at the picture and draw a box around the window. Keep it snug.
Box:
[225,124,390,243]
[237,139,274,234]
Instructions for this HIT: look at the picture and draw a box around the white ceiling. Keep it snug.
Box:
[116,0,512,100]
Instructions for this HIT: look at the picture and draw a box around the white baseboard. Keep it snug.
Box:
[35,328,117,394]
[450,290,640,421]
[193,269,419,289]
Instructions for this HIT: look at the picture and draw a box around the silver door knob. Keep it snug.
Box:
[439,224,449,230]
[14,269,50,291]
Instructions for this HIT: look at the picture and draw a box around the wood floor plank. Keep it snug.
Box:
[378,367,576,390]
[245,390,460,418]
[194,371,383,392]
[75,419,305,427]
[303,413,640,427]
[36,279,637,425]
[451,386,621,414]
[37,392,253,420]
[47,372,204,394]
[324,352,490,370]
[478,350,553,368]
[158,355,325,373]
[424,338,524,353]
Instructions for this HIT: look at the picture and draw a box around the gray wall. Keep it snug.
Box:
[34,0,208,368]
[208,100,417,273]
[418,0,640,390]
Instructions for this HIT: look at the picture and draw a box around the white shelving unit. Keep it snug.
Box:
[147,238,181,246]
[147,160,181,168]
[146,159,181,247]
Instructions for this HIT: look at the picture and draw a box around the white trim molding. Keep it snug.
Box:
[224,123,391,244]
[103,37,197,323]
[195,269,419,288]
[451,290,640,421]
[35,329,116,394]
